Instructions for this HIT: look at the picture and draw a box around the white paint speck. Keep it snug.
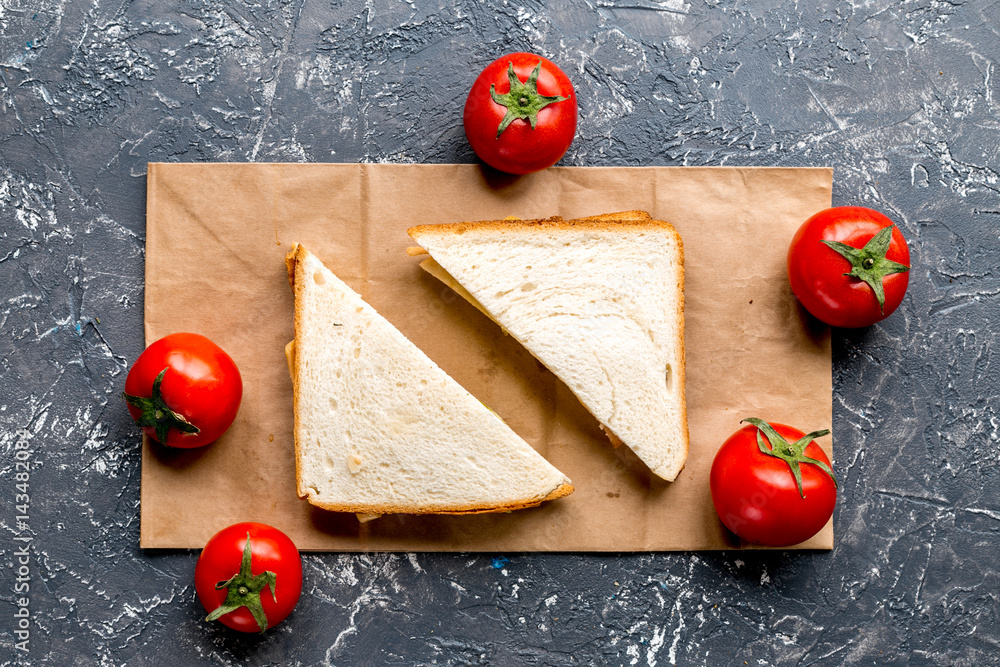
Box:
[667,596,685,665]
[647,625,667,666]
[406,553,423,573]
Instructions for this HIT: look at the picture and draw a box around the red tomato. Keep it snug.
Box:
[195,522,302,633]
[710,419,837,547]
[464,52,577,175]
[787,206,910,328]
[123,333,242,448]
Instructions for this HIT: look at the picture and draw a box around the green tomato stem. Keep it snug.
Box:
[820,224,910,313]
[205,533,278,633]
[122,368,200,444]
[489,61,568,138]
[742,418,837,498]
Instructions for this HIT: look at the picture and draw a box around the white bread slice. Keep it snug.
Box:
[285,244,573,515]
[407,212,688,481]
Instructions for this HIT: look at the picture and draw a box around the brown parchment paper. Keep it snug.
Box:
[141,163,833,551]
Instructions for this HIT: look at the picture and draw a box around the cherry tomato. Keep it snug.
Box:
[464,52,577,175]
[787,206,910,328]
[123,332,242,448]
[710,419,837,547]
[195,522,302,633]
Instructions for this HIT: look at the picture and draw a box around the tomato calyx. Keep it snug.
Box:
[205,533,279,633]
[489,61,569,138]
[820,224,910,313]
[742,418,837,498]
[122,367,200,444]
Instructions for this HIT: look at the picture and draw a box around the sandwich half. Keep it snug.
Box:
[285,244,573,515]
[407,211,688,481]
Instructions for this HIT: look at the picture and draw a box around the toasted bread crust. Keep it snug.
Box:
[285,243,309,504]
[408,211,689,481]
[299,481,575,515]
[407,210,676,239]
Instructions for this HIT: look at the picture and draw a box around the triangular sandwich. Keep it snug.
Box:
[407,211,688,481]
[285,244,573,515]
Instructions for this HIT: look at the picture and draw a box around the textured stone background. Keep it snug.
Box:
[1,0,999,664]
